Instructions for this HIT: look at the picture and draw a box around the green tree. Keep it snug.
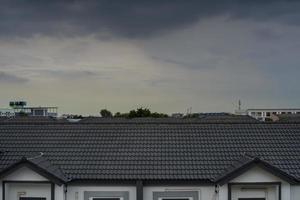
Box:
[18,111,28,117]
[100,109,113,118]
[112,107,168,118]
[136,107,151,117]
[128,110,137,118]
[127,107,168,118]
[114,112,129,118]
[151,112,168,118]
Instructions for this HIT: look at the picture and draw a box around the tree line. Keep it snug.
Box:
[100,107,169,118]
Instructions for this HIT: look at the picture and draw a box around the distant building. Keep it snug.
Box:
[236,108,300,121]
[0,108,15,117]
[171,113,184,118]
[0,101,58,117]
[18,106,58,117]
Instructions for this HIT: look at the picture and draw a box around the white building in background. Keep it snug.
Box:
[18,106,58,117]
[0,101,58,117]
[0,108,15,117]
[236,108,300,121]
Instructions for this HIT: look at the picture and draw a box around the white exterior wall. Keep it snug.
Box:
[3,166,48,181]
[56,185,65,200]
[218,184,228,200]
[291,186,300,200]
[67,186,136,200]
[230,166,290,200]
[5,182,52,200]
[0,166,63,200]
[0,165,299,200]
[231,184,277,200]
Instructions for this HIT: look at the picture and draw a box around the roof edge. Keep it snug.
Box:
[0,157,67,185]
[214,157,299,185]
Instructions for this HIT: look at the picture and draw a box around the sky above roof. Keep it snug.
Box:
[0,0,300,115]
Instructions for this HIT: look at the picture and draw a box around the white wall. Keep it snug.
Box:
[67,186,136,200]
[3,166,48,181]
[56,185,65,200]
[218,184,228,200]
[231,166,285,183]
[291,186,300,200]
[231,184,277,200]
[230,166,290,200]
[5,182,51,200]
[0,165,298,200]
[0,166,64,200]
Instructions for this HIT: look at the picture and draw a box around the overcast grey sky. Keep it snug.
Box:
[0,0,300,115]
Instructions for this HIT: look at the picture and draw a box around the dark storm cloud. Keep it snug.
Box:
[0,0,300,38]
[0,71,28,83]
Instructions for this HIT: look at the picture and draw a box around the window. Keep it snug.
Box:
[266,112,271,117]
[32,109,45,116]
[90,198,122,200]
[160,198,192,200]
[238,199,265,200]
[257,112,262,116]
[19,198,46,200]
[84,191,129,200]
[153,191,198,200]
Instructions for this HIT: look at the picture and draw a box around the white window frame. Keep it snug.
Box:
[159,197,193,200]
[89,197,124,200]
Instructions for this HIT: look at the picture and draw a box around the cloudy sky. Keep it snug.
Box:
[1,0,300,115]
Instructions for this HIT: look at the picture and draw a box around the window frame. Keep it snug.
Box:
[153,191,198,200]
[228,182,281,200]
[89,197,124,200]
[159,197,193,200]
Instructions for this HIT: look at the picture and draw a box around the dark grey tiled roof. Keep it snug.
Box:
[197,113,258,123]
[0,153,69,183]
[0,122,300,182]
[213,154,299,184]
[79,115,258,124]
[26,154,69,182]
[0,116,68,124]
[276,114,300,123]
[0,117,8,121]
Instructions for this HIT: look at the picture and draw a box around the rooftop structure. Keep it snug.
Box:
[16,106,58,117]
[0,101,59,117]
[235,108,300,121]
[0,108,15,117]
